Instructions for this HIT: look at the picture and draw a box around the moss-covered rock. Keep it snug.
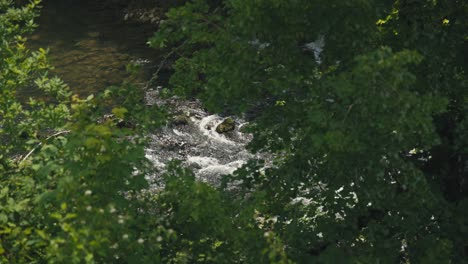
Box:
[171,114,189,126]
[216,117,235,133]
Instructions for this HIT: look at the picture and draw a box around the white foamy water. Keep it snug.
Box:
[187,156,220,167]
[144,95,256,185]
[198,115,236,145]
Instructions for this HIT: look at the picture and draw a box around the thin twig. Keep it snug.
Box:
[150,40,189,84]
[342,103,355,124]
[19,130,70,164]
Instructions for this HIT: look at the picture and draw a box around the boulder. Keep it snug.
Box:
[216,117,235,133]
[171,115,189,126]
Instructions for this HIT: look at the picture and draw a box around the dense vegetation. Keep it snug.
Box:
[1,0,467,263]
[151,0,468,262]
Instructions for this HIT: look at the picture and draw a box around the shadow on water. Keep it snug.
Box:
[27,0,159,96]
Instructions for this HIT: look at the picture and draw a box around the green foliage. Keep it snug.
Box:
[153,161,292,263]
[2,0,467,262]
[1,1,282,263]
[152,0,468,262]
[0,1,168,263]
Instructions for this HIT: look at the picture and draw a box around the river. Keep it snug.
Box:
[29,0,158,95]
[29,0,256,185]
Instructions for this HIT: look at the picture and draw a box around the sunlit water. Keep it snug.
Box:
[144,94,257,185]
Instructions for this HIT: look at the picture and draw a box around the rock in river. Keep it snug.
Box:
[216,117,235,133]
[171,114,189,126]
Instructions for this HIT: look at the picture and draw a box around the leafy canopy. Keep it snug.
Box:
[1,0,287,262]
[150,0,468,262]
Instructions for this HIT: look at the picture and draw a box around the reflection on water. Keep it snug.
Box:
[28,0,158,95]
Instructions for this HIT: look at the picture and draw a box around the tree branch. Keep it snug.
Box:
[19,130,70,164]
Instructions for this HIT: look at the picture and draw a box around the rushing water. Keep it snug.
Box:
[144,94,256,185]
[30,0,255,184]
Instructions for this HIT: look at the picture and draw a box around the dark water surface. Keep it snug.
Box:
[28,0,158,95]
